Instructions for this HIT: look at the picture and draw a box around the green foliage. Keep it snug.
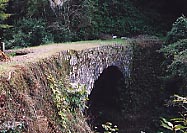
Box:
[47,75,69,130]
[47,75,88,131]
[94,122,118,133]
[53,0,95,41]
[26,0,50,18]
[3,0,164,47]
[89,0,158,37]
[166,15,187,45]
[5,0,95,45]
[159,16,187,95]
[160,39,187,78]
[161,117,187,133]
[161,95,187,133]
[0,0,10,29]
[4,18,53,49]
[101,122,118,133]
[8,0,51,19]
[160,16,187,133]
[47,22,77,43]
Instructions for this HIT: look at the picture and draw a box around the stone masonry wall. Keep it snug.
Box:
[65,44,133,95]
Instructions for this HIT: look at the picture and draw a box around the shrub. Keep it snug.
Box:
[4,18,53,49]
[0,0,10,29]
[160,39,187,95]
[166,15,187,45]
[160,17,187,132]
[89,0,158,37]
[160,16,187,90]
[47,22,77,43]
[161,95,187,133]
[160,39,187,78]
[47,75,90,132]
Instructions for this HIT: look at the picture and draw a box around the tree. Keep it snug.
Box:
[166,15,187,44]
[159,16,187,96]
[27,0,50,18]
[0,0,10,40]
[0,0,10,29]
[160,16,187,132]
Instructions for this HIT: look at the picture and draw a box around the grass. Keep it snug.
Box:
[15,39,128,54]
[69,39,127,44]
[33,39,128,50]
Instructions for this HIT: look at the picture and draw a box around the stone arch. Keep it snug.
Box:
[67,45,132,132]
[86,65,125,132]
[88,65,124,109]
[68,45,132,95]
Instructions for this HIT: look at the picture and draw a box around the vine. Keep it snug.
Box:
[47,75,88,132]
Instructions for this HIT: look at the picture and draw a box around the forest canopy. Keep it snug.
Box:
[1,0,187,48]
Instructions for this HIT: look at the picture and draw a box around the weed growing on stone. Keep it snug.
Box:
[101,122,119,133]
[47,74,91,132]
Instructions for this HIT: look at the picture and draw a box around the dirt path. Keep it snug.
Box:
[0,40,127,74]
[6,43,109,64]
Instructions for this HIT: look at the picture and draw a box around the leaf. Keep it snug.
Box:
[161,118,173,130]
[168,122,174,128]
[171,117,184,123]
[174,124,187,131]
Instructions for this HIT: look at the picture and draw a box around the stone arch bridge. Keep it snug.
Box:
[66,44,132,95]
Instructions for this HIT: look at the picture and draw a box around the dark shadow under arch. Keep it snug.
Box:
[86,66,125,132]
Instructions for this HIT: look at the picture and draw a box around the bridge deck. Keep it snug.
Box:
[0,39,128,74]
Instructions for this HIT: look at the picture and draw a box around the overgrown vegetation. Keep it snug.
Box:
[160,15,187,95]
[0,0,10,29]
[47,74,92,133]
[165,15,187,44]
[1,0,187,132]
[161,95,187,133]
[160,15,187,132]
[100,122,119,133]
[0,0,10,43]
[4,18,53,49]
[1,0,186,48]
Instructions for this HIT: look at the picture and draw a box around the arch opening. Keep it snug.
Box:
[86,66,125,132]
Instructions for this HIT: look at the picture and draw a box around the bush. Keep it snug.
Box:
[4,18,53,49]
[89,0,158,37]
[166,15,187,45]
[161,16,187,80]
[160,39,187,80]
[161,95,187,133]
[47,75,90,132]
[159,16,187,133]
[47,22,77,43]
[159,18,187,123]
